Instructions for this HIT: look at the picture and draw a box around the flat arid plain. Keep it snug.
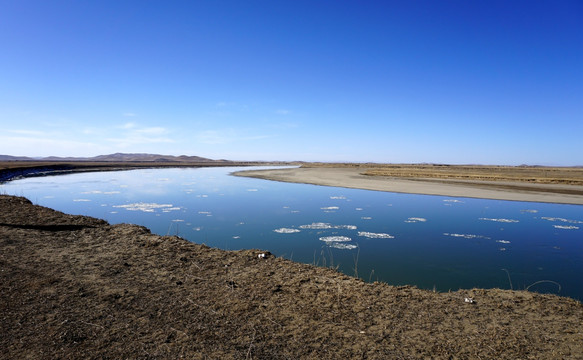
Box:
[1,161,583,358]
[235,163,583,205]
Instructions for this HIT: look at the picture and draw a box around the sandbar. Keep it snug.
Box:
[234,167,583,205]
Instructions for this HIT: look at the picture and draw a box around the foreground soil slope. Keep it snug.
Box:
[1,195,581,359]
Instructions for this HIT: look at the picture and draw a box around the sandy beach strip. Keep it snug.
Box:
[233,167,583,205]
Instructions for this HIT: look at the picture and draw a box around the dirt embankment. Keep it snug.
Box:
[1,195,582,359]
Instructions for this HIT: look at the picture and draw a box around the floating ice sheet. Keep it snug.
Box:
[496,240,511,244]
[404,217,426,223]
[553,225,579,230]
[541,217,583,224]
[321,206,339,210]
[73,199,91,202]
[273,228,301,234]
[443,199,464,203]
[479,218,519,223]
[358,231,394,239]
[319,236,352,242]
[520,209,538,213]
[330,196,346,200]
[113,202,175,212]
[329,243,358,250]
[443,233,490,239]
[299,223,357,230]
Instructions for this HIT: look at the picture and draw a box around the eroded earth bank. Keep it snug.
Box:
[1,195,582,359]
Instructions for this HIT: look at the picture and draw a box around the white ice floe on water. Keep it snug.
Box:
[336,224,357,230]
[81,190,121,195]
[355,208,363,211]
[358,231,394,239]
[233,236,240,239]
[443,233,491,240]
[553,225,579,230]
[247,189,258,192]
[541,217,583,224]
[496,240,511,244]
[198,211,211,215]
[321,206,339,210]
[171,219,184,222]
[361,217,372,220]
[499,248,507,251]
[320,236,352,242]
[443,199,464,203]
[329,243,358,250]
[299,222,357,230]
[300,222,332,229]
[404,217,427,223]
[330,196,346,200]
[291,210,301,213]
[479,218,519,223]
[273,228,301,234]
[520,209,538,213]
[113,202,174,212]
[162,207,181,212]
[73,199,91,202]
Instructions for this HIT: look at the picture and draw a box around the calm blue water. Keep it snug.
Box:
[2,166,582,300]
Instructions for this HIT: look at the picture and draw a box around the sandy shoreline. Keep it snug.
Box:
[234,167,583,205]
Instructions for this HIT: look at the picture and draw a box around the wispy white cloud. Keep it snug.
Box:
[195,129,273,145]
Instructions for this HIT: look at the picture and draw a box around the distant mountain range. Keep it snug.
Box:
[0,153,228,163]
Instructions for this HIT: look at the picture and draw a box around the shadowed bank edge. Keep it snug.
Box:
[1,194,582,359]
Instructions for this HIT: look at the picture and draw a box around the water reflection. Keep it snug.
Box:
[2,166,582,300]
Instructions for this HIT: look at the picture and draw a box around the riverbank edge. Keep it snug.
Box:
[1,194,582,358]
[233,167,583,205]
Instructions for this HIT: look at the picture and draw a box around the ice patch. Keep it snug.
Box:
[358,231,394,239]
[330,196,346,200]
[233,236,240,239]
[273,228,301,234]
[361,217,372,220]
[520,209,538,213]
[553,225,579,230]
[247,189,258,192]
[73,199,91,202]
[113,203,174,212]
[443,233,491,239]
[329,243,358,250]
[405,217,426,223]
[291,210,301,213]
[496,240,511,244]
[355,208,363,211]
[299,223,357,230]
[198,211,212,215]
[499,248,507,251]
[300,222,333,229]
[541,217,583,224]
[171,219,184,222]
[443,199,464,203]
[479,218,519,223]
[321,206,339,210]
[162,207,181,212]
[319,236,352,242]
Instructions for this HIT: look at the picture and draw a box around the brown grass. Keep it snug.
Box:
[302,163,583,186]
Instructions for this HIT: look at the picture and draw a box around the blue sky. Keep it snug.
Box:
[1,1,581,165]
